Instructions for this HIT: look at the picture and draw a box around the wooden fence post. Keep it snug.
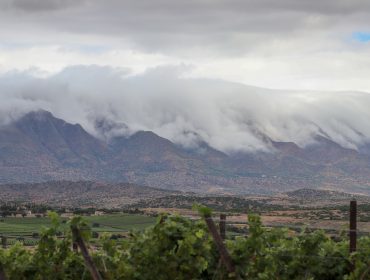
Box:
[72,242,78,253]
[204,214,239,278]
[349,200,357,254]
[220,214,226,240]
[0,263,7,280]
[349,200,357,272]
[1,237,6,249]
[71,226,103,280]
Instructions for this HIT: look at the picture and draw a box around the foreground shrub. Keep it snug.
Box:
[0,212,369,279]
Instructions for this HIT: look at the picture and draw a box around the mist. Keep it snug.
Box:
[1,65,370,153]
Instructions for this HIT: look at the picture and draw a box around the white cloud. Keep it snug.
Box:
[1,1,370,152]
[1,65,370,153]
[0,45,178,75]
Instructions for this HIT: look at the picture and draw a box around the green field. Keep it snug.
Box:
[85,214,156,232]
[0,214,156,245]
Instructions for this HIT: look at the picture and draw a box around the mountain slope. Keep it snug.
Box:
[1,110,370,195]
[0,181,178,208]
[14,110,107,166]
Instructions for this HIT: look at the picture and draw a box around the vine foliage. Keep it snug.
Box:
[0,212,369,279]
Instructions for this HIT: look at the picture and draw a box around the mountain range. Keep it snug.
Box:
[1,110,370,195]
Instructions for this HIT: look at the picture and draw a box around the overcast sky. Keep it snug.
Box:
[1,0,370,91]
[1,0,370,152]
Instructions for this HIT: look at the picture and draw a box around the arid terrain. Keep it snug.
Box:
[1,181,368,234]
[2,111,370,195]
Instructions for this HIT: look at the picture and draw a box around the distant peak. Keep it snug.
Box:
[22,109,54,120]
[14,110,71,129]
[132,130,158,137]
[129,130,174,145]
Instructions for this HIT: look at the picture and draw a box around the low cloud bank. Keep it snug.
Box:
[1,65,370,153]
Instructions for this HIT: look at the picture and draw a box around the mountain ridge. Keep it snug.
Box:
[1,110,370,195]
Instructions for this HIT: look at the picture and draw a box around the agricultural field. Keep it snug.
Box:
[0,214,156,246]
[1,188,369,247]
[84,214,156,232]
[140,203,370,236]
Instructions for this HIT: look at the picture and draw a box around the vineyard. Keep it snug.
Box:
[0,209,369,280]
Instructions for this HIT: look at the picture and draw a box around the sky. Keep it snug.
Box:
[1,0,370,152]
[1,0,370,91]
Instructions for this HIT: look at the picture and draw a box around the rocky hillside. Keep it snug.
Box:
[0,181,177,208]
[1,110,370,195]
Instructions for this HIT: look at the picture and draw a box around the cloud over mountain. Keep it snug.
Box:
[1,65,370,153]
